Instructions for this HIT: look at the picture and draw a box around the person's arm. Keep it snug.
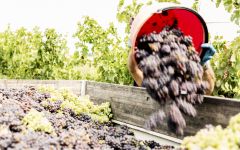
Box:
[202,61,215,95]
[127,50,143,87]
[200,43,216,95]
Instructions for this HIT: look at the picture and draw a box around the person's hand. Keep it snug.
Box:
[200,43,216,65]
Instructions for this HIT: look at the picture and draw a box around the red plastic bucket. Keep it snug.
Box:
[130,3,208,55]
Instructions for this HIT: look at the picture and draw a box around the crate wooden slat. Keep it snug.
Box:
[0,80,83,96]
[85,81,240,139]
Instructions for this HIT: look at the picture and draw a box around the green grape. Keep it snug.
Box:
[37,86,112,123]
[22,108,54,134]
[38,86,64,102]
[181,113,240,150]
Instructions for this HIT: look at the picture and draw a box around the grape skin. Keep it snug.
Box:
[136,28,208,135]
[0,87,174,150]
[181,113,240,150]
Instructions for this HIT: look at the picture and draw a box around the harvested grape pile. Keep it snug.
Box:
[135,27,209,135]
[181,113,240,149]
[0,86,174,150]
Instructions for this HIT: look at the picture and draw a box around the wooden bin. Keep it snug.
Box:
[0,79,239,140]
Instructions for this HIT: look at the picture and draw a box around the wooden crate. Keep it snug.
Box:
[1,79,239,139]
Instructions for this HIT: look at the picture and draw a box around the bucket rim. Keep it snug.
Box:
[130,4,209,56]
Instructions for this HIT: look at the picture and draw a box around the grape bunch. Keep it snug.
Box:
[0,87,174,149]
[135,27,209,135]
[181,113,240,150]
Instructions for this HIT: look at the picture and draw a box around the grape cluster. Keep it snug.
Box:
[0,87,174,149]
[135,27,209,135]
[181,113,240,150]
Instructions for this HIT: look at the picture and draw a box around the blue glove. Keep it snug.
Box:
[200,43,216,65]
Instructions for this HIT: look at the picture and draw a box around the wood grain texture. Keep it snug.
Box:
[85,81,240,139]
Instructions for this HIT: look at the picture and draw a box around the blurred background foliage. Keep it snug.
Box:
[0,0,239,98]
